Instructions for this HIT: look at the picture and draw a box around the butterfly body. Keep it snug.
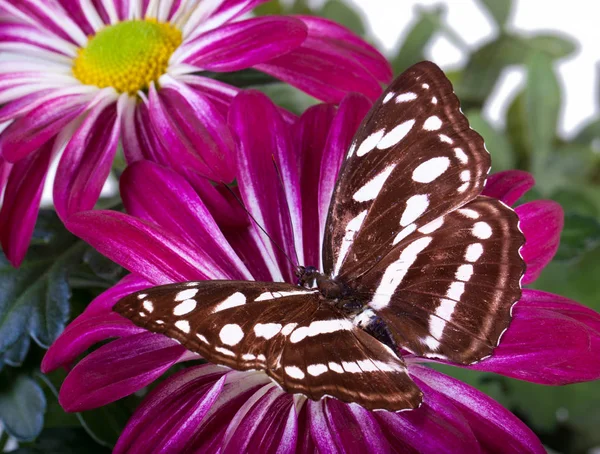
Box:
[114,62,525,411]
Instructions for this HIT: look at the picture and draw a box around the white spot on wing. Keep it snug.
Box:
[285,366,305,379]
[143,301,154,313]
[447,282,465,301]
[473,221,492,239]
[456,264,474,281]
[289,326,309,344]
[137,293,147,300]
[353,164,396,202]
[422,83,430,89]
[281,323,297,336]
[254,323,282,340]
[458,208,479,219]
[213,292,246,312]
[219,324,244,346]
[383,92,395,103]
[307,364,328,376]
[392,223,416,246]
[333,210,368,276]
[395,92,417,103]
[242,353,256,361]
[175,288,198,302]
[460,170,471,182]
[328,362,344,373]
[370,237,433,310]
[215,346,235,357]
[290,319,353,343]
[465,243,484,262]
[356,129,385,157]
[376,119,415,149]
[454,147,468,163]
[412,157,450,183]
[255,290,316,302]
[342,361,361,373]
[175,320,190,333]
[419,217,444,234]
[439,134,453,144]
[400,194,429,226]
[347,141,357,158]
[173,299,196,316]
[423,115,442,131]
[196,333,209,344]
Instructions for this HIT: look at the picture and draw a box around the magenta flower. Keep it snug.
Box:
[0,0,390,267]
[43,92,600,453]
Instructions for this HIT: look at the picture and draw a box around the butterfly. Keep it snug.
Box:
[114,61,525,412]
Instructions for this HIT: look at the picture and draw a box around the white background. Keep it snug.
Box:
[349,0,600,137]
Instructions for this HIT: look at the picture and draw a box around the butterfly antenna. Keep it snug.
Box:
[220,183,298,270]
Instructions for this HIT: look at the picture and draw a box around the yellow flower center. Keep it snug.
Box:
[72,19,182,95]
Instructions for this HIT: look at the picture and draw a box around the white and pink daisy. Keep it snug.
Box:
[0,0,391,266]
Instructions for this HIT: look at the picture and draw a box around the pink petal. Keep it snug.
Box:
[0,93,89,162]
[228,90,297,282]
[53,95,124,219]
[222,384,297,453]
[157,77,236,181]
[295,15,392,83]
[517,200,564,284]
[308,399,390,453]
[317,93,371,253]
[412,365,545,454]
[255,45,382,103]
[0,22,74,56]
[374,383,480,454]
[184,173,248,228]
[59,332,188,411]
[121,161,251,280]
[114,365,228,454]
[175,74,239,110]
[180,17,306,71]
[183,0,269,39]
[0,141,53,267]
[293,103,337,267]
[41,312,144,373]
[147,83,234,181]
[66,210,221,284]
[470,289,600,384]
[482,170,535,206]
[188,372,273,452]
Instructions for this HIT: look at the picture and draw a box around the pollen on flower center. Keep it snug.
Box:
[72,19,182,95]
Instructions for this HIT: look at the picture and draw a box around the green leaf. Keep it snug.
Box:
[0,375,46,441]
[525,53,560,174]
[0,211,86,355]
[574,117,600,145]
[505,91,531,170]
[391,6,443,74]
[526,34,577,59]
[554,213,600,262]
[456,35,528,108]
[82,248,124,283]
[465,110,515,171]
[202,69,279,88]
[457,33,571,109]
[2,333,31,367]
[252,0,283,15]
[319,0,365,36]
[477,0,512,27]
[12,427,110,454]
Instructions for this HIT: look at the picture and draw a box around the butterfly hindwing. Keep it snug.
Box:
[324,61,491,281]
[354,196,524,363]
[114,281,422,411]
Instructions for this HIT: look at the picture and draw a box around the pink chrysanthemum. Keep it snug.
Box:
[43,92,600,453]
[0,0,391,266]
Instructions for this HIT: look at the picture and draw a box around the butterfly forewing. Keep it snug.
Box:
[114,281,422,411]
[354,196,524,363]
[324,61,491,281]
